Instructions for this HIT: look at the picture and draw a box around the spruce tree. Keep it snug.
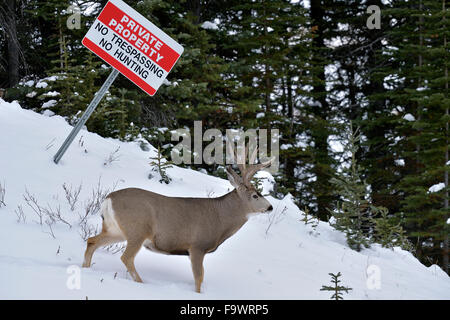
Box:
[329,124,373,251]
[373,206,412,251]
[382,0,450,270]
[320,272,352,300]
[149,145,173,184]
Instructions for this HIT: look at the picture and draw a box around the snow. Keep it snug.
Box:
[0,98,449,300]
[296,140,308,149]
[403,113,415,122]
[394,159,405,167]
[428,265,449,278]
[253,171,275,195]
[390,106,404,116]
[26,91,37,98]
[384,74,405,90]
[43,91,60,97]
[42,99,58,109]
[328,136,344,153]
[42,110,55,117]
[44,75,58,82]
[36,81,49,89]
[201,21,219,30]
[428,183,445,193]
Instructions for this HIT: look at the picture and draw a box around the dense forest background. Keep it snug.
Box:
[0,0,448,275]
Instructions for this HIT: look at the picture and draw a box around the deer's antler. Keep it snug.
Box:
[227,141,273,185]
[242,155,273,184]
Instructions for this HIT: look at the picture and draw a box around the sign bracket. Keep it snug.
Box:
[53,68,119,164]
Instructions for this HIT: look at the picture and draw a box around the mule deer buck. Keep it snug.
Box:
[82,145,273,293]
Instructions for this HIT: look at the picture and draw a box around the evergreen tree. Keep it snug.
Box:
[371,0,450,270]
[373,206,412,251]
[307,0,336,221]
[320,272,352,300]
[149,145,173,184]
[329,124,373,251]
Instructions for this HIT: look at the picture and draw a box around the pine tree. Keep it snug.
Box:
[373,206,412,251]
[149,145,173,184]
[320,272,352,300]
[215,0,333,219]
[307,0,336,221]
[379,0,450,270]
[442,0,449,275]
[329,124,373,251]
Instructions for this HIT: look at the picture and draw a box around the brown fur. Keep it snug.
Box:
[82,151,273,293]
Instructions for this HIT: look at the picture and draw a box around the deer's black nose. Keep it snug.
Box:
[267,205,273,211]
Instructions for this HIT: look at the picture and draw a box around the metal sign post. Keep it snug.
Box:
[53,69,119,164]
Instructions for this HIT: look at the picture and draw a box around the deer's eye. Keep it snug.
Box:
[252,194,258,199]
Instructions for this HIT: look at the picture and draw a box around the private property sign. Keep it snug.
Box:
[53,0,183,164]
[82,0,184,96]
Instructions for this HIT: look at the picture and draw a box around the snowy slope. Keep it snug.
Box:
[0,99,449,300]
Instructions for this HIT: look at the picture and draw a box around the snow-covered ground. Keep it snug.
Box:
[0,99,449,299]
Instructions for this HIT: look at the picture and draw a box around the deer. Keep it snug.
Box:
[82,144,274,293]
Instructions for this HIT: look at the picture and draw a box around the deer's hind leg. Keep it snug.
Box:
[121,235,145,283]
[82,219,124,268]
[83,198,126,268]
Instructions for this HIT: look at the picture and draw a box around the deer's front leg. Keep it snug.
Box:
[189,248,205,293]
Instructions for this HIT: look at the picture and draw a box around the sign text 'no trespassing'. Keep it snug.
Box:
[82,0,184,96]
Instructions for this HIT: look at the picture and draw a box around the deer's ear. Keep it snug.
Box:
[226,165,243,189]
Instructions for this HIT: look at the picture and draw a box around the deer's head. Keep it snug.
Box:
[226,144,273,215]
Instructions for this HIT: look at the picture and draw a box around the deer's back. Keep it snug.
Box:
[106,188,222,254]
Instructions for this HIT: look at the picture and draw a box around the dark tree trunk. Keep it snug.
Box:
[5,0,19,87]
[187,0,202,24]
[443,0,449,275]
[310,0,332,221]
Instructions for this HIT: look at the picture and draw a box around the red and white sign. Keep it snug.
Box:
[82,0,184,96]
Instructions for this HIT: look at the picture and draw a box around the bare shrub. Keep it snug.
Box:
[44,218,56,239]
[23,189,43,225]
[62,182,82,211]
[78,135,88,153]
[79,219,98,241]
[77,178,120,241]
[15,205,26,223]
[0,181,6,207]
[265,205,288,235]
[78,178,111,225]
[45,138,56,151]
[104,242,126,254]
[23,188,71,228]
[104,147,121,166]
[42,203,72,228]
